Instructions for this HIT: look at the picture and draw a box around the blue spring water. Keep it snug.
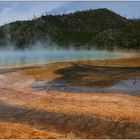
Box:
[0,49,125,66]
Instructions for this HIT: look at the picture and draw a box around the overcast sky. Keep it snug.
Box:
[0,1,140,25]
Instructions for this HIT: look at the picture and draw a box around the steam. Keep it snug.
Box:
[0,42,126,67]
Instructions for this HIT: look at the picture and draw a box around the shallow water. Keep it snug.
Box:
[31,79,140,96]
[0,49,126,67]
[31,65,140,96]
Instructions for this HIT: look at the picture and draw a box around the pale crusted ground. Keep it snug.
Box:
[0,58,140,138]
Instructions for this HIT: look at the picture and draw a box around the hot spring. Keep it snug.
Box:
[0,48,140,96]
[0,49,128,67]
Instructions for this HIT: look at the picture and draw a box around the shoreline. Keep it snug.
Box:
[0,50,140,70]
[0,56,140,71]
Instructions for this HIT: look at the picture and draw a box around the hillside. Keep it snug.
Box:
[0,8,140,49]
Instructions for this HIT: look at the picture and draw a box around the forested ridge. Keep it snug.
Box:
[0,8,140,49]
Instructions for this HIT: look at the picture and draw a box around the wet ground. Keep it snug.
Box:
[31,64,140,96]
[0,57,140,138]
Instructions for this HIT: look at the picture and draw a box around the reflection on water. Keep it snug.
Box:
[0,49,126,66]
[31,64,140,96]
[32,79,140,96]
[105,79,140,94]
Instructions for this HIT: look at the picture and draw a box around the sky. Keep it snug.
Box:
[0,1,140,25]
